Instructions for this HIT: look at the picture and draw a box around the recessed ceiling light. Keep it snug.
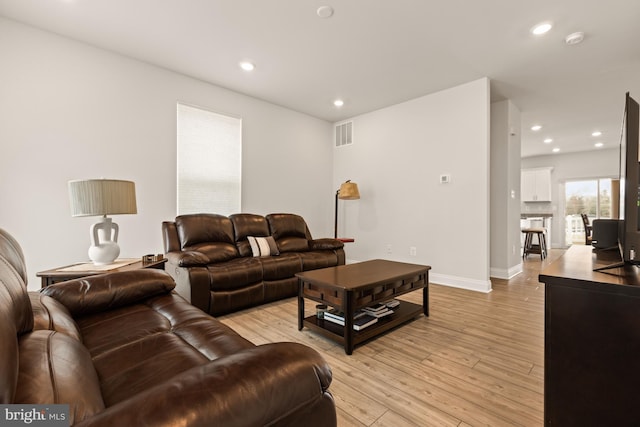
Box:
[544,138,553,144]
[532,22,552,36]
[592,131,602,137]
[565,32,585,45]
[317,6,334,18]
[595,142,604,148]
[552,147,560,153]
[531,125,542,131]
[333,99,344,107]
[239,61,255,71]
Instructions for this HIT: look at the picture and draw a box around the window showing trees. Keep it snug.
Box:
[565,179,612,245]
[565,179,612,217]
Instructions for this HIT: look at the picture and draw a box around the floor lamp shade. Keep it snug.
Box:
[338,181,360,200]
[68,179,137,265]
[335,180,360,238]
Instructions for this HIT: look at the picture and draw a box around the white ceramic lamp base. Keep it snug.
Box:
[88,217,120,265]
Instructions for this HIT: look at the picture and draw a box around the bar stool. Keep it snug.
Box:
[522,227,547,259]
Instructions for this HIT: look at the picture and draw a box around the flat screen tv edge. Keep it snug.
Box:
[594,92,640,272]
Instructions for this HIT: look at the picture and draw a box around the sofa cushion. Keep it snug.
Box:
[0,256,33,337]
[264,277,299,302]
[76,293,254,406]
[206,257,264,290]
[275,236,309,252]
[266,213,310,253]
[29,293,82,342]
[0,309,18,404]
[147,296,254,359]
[176,214,239,262]
[0,228,28,285]
[248,236,280,257]
[186,242,239,263]
[230,213,271,257]
[16,330,105,425]
[0,231,33,404]
[67,343,336,427]
[208,282,264,315]
[41,269,175,317]
[96,332,213,406]
[77,293,252,359]
[311,238,345,251]
[299,251,340,271]
[259,253,302,281]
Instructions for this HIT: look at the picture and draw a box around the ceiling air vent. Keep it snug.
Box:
[335,121,353,147]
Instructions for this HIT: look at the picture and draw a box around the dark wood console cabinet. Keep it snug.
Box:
[539,245,640,426]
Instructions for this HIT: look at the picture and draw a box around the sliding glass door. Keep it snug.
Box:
[564,179,613,245]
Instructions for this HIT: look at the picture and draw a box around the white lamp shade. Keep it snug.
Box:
[69,179,137,217]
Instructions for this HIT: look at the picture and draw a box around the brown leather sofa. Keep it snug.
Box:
[162,213,345,315]
[0,228,336,426]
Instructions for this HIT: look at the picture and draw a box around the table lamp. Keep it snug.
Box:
[334,180,360,238]
[68,179,137,265]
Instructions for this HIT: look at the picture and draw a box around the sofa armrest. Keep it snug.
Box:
[165,250,210,267]
[163,260,211,313]
[40,269,175,317]
[74,342,335,427]
[310,238,345,251]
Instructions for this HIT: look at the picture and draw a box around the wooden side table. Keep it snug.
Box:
[36,258,167,288]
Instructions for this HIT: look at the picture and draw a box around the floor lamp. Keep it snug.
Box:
[334,180,360,238]
[68,179,137,265]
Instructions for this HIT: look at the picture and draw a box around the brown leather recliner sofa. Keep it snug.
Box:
[162,213,345,316]
[0,228,336,426]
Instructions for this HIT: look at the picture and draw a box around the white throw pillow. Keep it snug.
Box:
[247,236,280,257]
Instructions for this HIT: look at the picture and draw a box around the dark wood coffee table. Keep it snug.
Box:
[296,259,430,354]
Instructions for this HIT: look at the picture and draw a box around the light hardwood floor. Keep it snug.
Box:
[219,250,565,426]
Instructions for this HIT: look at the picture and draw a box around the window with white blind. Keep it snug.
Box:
[177,103,241,215]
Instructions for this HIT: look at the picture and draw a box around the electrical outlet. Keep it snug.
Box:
[410,247,417,256]
[386,244,392,254]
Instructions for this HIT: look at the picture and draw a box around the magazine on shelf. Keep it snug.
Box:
[323,312,378,330]
[361,300,399,318]
[362,304,391,314]
[353,314,378,330]
[383,299,400,309]
[364,308,394,318]
[324,309,366,322]
[363,303,387,313]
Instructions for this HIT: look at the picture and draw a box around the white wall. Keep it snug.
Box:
[334,78,492,292]
[521,147,619,247]
[0,18,334,290]
[490,100,522,279]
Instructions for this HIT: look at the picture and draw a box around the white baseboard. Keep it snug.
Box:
[429,272,492,293]
[490,263,523,280]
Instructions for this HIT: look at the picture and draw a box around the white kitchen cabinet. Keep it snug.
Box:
[521,168,552,202]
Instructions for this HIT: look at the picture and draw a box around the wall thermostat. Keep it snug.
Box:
[439,174,451,184]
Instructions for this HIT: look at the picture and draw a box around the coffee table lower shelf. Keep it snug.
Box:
[302,301,423,350]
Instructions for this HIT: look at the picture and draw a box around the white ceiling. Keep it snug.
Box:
[1,0,639,158]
